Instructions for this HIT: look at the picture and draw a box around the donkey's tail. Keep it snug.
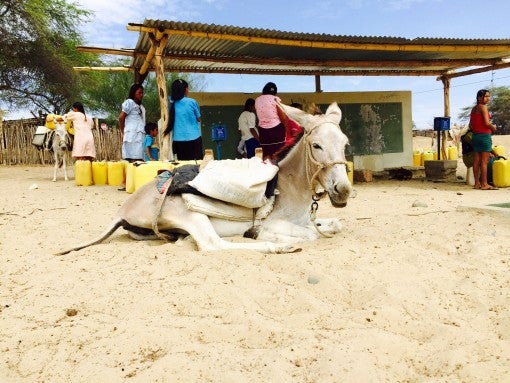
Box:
[55,218,124,255]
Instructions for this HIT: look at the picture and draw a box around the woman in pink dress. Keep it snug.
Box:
[65,102,96,162]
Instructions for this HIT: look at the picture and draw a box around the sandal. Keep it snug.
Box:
[481,185,498,190]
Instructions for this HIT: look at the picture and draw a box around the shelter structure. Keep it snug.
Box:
[75,20,510,160]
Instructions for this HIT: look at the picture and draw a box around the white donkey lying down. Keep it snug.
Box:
[57,102,352,255]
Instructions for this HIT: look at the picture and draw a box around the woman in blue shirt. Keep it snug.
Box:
[163,79,202,160]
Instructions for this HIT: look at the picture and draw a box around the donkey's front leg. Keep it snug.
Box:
[62,154,69,181]
[52,157,58,182]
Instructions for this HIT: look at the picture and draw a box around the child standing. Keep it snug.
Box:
[144,122,159,161]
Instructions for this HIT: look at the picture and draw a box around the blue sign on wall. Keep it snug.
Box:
[212,125,227,141]
[433,117,450,131]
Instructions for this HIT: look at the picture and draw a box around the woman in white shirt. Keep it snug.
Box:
[237,98,260,158]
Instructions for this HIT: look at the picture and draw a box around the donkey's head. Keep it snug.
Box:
[53,122,70,151]
[279,102,352,207]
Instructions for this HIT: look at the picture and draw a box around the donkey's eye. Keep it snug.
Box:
[312,143,322,150]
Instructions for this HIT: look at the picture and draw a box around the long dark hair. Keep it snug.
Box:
[476,89,489,104]
[262,82,277,95]
[164,79,189,136]
[244,98,255,111]
[72,101,87,120]
[128,83,144,105]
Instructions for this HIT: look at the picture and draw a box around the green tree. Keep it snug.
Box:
[458,85,510,135]
[80,63,204,127]
[489,86,510,135]
[0,0,97,116]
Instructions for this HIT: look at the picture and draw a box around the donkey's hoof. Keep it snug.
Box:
[275,245,302,254]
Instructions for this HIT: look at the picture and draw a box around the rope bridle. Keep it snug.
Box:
[302,121,350,238]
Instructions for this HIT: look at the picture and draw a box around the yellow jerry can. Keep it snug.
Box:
[75,160,93,186]
[92,161,108,185]
[134,161,176,192]
[447,146,458,160]
[413,150,422,166]
[107,161,125,186]
[492,159,510,187]
[493,145,505,157]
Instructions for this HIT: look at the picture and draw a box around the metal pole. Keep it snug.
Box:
[437,132,441,160]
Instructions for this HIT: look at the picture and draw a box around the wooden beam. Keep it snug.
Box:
[76,46,134,56]
[127,24,510,53]
[139,33,160,75]
[438,61,510,80]
[73,66,131,72]
[157,53,499,69]
[163,67,444,76]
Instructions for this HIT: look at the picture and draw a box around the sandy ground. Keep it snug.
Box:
[0,136,509,382]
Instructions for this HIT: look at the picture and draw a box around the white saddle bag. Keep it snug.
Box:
[188,157,278,208]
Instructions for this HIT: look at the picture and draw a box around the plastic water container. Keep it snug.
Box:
[492,159,510,187]
[134,161,175,191]
[75,160,93,186]
[347,161,354,184]
[422,151,434,165]
[125,163,136,193]
[92,161,108,185]
[107,161,124,186]
[413,150,422,166]
[447,146,458,160]
[493,145,505,157]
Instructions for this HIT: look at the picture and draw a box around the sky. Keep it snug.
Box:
[13,0,510,128]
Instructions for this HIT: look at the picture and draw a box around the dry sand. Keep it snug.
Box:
[0,136,509,382]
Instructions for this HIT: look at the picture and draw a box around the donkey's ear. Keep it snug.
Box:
[325,103,342,125]
[278,102,313,128]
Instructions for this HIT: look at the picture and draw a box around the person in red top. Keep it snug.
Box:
[469,89,497,190]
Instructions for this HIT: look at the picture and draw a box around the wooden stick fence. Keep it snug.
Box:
[0,118,123,165]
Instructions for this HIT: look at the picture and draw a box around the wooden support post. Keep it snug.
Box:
[315,75,322,93]
[441,76,451,160]
[148,34,172,160]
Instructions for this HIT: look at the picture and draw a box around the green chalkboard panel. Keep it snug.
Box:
[335,103,403,156]
[200,102,403,159]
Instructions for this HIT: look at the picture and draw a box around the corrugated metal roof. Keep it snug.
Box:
[78,20,510,79]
